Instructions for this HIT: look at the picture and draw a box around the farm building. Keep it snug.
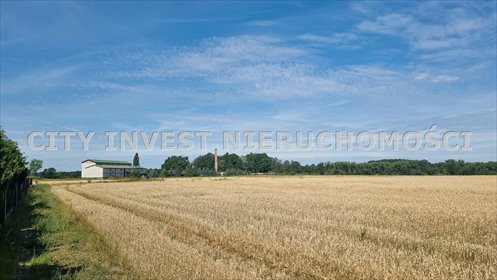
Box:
[81,159,145,179]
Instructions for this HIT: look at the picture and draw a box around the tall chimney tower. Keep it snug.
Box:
[214,148,218,173]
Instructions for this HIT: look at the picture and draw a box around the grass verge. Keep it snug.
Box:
[0,184,133,279]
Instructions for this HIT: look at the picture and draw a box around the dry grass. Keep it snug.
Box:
[50,176,497,279]
[38,178,130,186]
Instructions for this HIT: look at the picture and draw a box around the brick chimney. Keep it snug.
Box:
[214,148,218,173]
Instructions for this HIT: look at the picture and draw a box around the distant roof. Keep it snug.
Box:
[82,159,132,165]
[98,165,144,169]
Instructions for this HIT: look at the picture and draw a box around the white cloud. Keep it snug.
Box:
[298,32,358,45]
[218,63,343,98]
[432,75,460,83]
[349,1,381,14]
[412,72,460,83]
[358,13,414,34]
[357,8,494,51]
[414,73,429,80]
[247,20,278,27]
[0,64,81,94]
[2,34,473,103]
[105,36,412,98]
[109,35,307,80]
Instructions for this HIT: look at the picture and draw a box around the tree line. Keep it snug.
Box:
[25,160,81,179]
[27,152,497,179]
[153,152,497,177]
[0,129,29,228]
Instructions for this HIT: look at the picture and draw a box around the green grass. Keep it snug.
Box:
[0,184,133,279]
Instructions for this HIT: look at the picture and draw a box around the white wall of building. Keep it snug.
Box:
[81,162,104,178]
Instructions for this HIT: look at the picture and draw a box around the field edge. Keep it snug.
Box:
[0,184,134,280]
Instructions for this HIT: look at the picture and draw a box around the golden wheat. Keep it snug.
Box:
[50,176,497,279]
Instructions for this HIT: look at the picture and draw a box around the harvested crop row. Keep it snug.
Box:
[52,176,497,279]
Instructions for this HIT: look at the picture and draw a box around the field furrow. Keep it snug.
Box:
[51,176,497,279]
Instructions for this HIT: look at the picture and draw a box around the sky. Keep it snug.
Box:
[1,1,496,171]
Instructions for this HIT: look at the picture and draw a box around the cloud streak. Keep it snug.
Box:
[356,6,495,53]
[297,32,359,45]
[432,75,459,83]
[0,1,495,170]
[101,35,435,99]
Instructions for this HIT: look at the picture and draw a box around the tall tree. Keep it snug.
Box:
[161,156,189,176]
[41,168,58,179]
[133,153,140,166]
[192,153,215,170]
[218,153,244,171]
[29,159,43,176]
[244,153,272,173]
[0,129,28,227]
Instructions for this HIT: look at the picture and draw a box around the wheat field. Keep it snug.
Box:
[51,176,496,279]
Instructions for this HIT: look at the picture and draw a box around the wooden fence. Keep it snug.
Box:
[0,178,32,230]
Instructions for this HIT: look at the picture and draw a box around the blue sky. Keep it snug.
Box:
[1,1,496,170]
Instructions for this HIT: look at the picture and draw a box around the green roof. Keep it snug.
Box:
[98,165,144,169]
[83,159,131,165]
